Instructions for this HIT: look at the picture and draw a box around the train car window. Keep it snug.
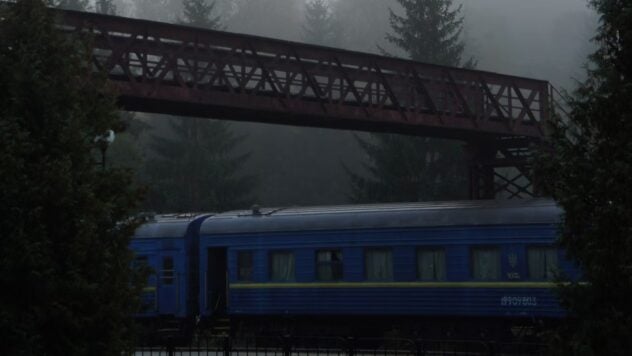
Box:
[365,248,393,281]
[417,248,446,281]
[161,256,175,285]
[471,247,500,280]
[132,255,149,270]
[270,251,295,282]
[237,251,254,282]
[316,249,343,281]
[527,247,558,280]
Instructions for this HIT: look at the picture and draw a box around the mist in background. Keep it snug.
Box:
[102,0,597,209]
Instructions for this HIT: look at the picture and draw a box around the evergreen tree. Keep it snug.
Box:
[181,0,222,29]
[226,0,303,41]
[348,0,471,203]
[385,0,473,67]
[145,2,255,213]
[536,0,632,354]
[95,0,116,15]
[146,118,254,212]
[0,1,143,354]
[331,0,395,54]
[50,0,88,11]
[348,134,467,202]
[303,0,339,46]
[134,0,182,22]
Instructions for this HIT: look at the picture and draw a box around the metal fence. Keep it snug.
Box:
[135,336,547,356]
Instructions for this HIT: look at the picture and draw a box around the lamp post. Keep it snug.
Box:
[94,130,116,170]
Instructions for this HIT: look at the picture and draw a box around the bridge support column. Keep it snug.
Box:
[466,143,496,200]
[465,138,537,200]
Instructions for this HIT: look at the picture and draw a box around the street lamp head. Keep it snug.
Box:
[94,130,116,170]
[94,129,116,145]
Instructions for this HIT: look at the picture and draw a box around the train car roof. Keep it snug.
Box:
[199,199,562,235]
[133,213,212,239]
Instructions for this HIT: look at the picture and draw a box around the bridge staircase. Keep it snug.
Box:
[466,84,574,199]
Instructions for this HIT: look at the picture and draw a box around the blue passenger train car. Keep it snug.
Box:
[196,199,577,337]
[130,199,578,340]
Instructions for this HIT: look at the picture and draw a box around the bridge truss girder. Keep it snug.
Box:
[56,9,550,200]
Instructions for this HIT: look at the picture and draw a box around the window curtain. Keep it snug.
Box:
[317,250,333,281]
[528,247,558,280]
[366,249,393,281]
[237,251,253,281]
[418,249,446,280]
[472,248,500,280]
[271,252,295,282]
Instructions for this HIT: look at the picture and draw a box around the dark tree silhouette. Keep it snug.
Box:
[95,0,116,15]
[0,1,144,354]
[536,0,632,353]
[303,0,339,46]
[145,117,255,212]
[50,0,88,11]
[385,0,474,67]
[348,0,472,203]
[181,0,222,29]
[144,0,255,213]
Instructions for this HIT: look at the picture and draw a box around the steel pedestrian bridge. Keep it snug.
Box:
[56,8,556,198]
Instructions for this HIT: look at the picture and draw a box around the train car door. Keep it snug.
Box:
[206,248,228,315]
[158,254,177,315]
[133,254,158,314]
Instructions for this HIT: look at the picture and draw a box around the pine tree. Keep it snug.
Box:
[0,1,143,354]
[226,0,303,41]
[95,0,116,15]
[330,0,394,54]
[536,0,632,353]
[348,0,471,203]
[385,0,473,67]
[50,0,88,11]
[348,134,467,202]
[144,1,255,213]
[134,0,182,22]
[303,0,339,46]
[181,0,222,29]
[145,118,255,212]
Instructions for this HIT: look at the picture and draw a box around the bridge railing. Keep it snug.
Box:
[55,9,549,140]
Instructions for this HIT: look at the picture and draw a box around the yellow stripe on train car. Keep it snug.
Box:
[229,281,557,289]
